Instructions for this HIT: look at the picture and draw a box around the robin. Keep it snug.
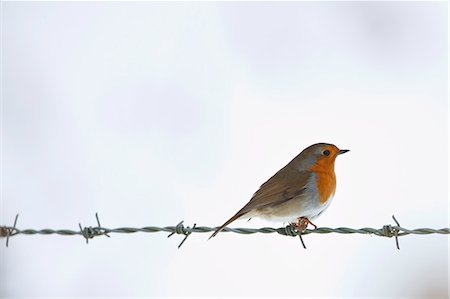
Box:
[209,143,349,238]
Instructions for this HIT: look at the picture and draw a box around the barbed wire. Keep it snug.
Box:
[1,213,449,250]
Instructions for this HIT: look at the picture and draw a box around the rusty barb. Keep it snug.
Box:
[1,213,449,249]
[0,214,19,247]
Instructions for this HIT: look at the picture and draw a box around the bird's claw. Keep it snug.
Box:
[292,217,317,232]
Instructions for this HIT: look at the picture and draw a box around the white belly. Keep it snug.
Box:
[245,194,334,223]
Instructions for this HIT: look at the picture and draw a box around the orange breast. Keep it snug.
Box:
[310,159,337,204]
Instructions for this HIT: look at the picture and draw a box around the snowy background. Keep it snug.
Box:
[1,2,448,298]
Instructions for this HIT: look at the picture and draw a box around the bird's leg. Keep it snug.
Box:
[293,217,317,232]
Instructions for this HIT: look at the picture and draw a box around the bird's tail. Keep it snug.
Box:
[208,212,246,239]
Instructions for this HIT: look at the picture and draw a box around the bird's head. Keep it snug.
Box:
[296,143,349,172]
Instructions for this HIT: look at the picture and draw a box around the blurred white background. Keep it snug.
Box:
[1,2,448,298]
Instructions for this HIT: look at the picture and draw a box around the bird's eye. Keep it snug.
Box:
[323,150,330,156]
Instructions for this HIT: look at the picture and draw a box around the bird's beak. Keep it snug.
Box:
[338,149,350,155]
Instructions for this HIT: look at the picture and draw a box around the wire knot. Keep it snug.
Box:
[79,226,104,240]
[284,224,299,237]
[167,221,196,249]
[283,223,307,249]
[2,214,19,247]
[78,213,110,244]
[381,215,402,250]
[0,226,9,238]
[175,221,187,234]
[381,224,398,238]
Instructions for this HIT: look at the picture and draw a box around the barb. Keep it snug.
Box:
[1,214,449,249]
[167,221,197,249]
[285,223,307,249]
[1,214,19,247]
[298,233,307,249]
[78,213,110,244]
[388,215,401,249]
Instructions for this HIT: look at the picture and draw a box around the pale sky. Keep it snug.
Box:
[1,2,448,298]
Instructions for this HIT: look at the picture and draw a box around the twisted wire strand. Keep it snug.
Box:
[1,214,449,249]
[9,226,450,236]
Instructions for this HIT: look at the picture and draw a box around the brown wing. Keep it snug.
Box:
[209,169,311,238]
[238,169,311,214]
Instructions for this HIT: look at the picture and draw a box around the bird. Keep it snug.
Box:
[209,142,349,239]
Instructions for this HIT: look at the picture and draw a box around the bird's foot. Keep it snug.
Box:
[292,217,317,232]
